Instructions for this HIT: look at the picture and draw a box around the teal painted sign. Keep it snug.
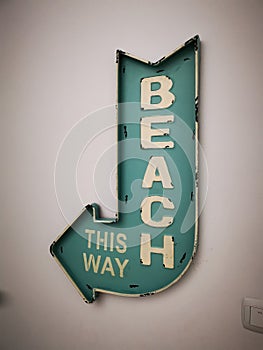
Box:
[50,35,200,303]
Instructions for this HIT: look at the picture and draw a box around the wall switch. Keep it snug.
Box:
[250,307,263,328]
[242,298,263,333]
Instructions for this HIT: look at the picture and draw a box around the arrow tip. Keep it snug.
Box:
[116,49,126,63]
[184,35,200,51]
[50,241,55,257]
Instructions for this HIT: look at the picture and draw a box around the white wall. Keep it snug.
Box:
[0,1,262,349]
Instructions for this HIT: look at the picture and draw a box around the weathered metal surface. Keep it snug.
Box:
[50,35,200,303]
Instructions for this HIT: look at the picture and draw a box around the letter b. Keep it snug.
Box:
[141,75,175,110]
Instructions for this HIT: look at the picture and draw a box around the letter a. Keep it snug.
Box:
[142,156,173,189]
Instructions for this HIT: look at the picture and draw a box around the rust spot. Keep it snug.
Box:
[140,292,154,297]
[180,252,186,264]
[124,125,127,138]
[116,49,125,63]
[195,97,199,121]
[156,56,165,65]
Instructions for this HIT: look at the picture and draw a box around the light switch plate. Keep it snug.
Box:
[242,297,263,333]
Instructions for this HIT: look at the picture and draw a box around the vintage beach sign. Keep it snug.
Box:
[50,35,200,303]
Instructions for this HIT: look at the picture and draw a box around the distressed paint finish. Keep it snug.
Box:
[50,35,200,303]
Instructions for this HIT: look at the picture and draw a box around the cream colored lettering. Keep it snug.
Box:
[142,156,173,189]
[141,75,175,110]
[114,258,129,278]
[85,229,95,249]
[141,196,174,227]
[83,253,101,273]
[82,253,130,278]
[116,233,127,254]
[101,256,115,276]
[140,115,174,149]
[85,230,128,253]
[140,233,174,269]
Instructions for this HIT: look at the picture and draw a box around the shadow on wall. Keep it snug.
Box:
[0,291,12,307]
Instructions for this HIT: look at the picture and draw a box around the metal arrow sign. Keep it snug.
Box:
[50,35,200,303]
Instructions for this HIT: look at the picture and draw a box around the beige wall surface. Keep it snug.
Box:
[0,0,262,349]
